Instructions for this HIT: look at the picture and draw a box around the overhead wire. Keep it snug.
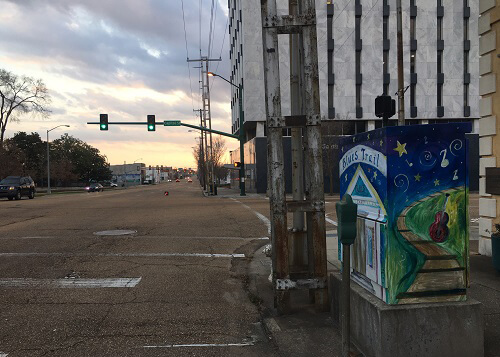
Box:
[180,0,195,114]
[208,0,215,60]
[210,14,229,92]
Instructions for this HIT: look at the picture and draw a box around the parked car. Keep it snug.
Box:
[85,183,104,192]
[110,182,118,187]
[187,178,193,183]
[175,179,180,182]
[0,176,36,200]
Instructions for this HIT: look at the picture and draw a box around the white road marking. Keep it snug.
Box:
[143,341,255,348]
[325,217,338,226]
[1,236,268,241]
[231,198,271,235]
[0,278,141,288]
[0,252,246,258]
[0,352,8,356]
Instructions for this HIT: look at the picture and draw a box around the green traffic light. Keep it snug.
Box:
[148,125,155,131]
[100,124,107,130]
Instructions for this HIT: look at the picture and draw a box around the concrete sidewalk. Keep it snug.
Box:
[249,237,500,356]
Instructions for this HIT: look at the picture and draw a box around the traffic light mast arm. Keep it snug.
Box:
[87,120,238,139]
[179,123,238,139]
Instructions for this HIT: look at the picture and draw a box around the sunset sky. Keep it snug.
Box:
[0,0,232,168]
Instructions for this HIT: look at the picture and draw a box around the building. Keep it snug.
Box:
[478,0,499,257]
[110,163,145,186]
[228,0,480,192]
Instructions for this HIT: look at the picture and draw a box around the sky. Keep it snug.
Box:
[0,0,232,168]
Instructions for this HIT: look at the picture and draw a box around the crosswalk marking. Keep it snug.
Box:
[0,278,142,288]
[0,252,246,258]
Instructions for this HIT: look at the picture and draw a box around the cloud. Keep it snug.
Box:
[0,0,233,167]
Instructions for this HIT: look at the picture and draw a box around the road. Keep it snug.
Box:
[0,182,274,356]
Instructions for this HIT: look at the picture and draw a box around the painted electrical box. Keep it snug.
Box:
[339,123,471,305]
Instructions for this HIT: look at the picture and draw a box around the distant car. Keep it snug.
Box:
[85,183,103,192]
[167,179,172,182]
[110,182,118,187]
[187,178,193,183]
[0,176,36,200]
[175,179,180,182]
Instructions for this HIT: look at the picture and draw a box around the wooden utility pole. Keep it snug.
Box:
[289,0,307,271]
[396,0,405,125]
[261,0,328,313]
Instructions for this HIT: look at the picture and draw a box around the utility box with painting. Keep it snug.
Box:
[339,123,471,304]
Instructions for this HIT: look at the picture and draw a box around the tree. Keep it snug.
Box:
[9,132,45,183]
[51,134,112,183]
[0,69,51,146]
[211,136,229,184]
[192,142,205,187]
[192,135,229,185]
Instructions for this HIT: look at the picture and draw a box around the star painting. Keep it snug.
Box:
[393,141,407,157]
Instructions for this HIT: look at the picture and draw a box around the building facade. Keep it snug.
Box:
[478,0,499,257]
[110,163,145,186]
[228,0,480,137]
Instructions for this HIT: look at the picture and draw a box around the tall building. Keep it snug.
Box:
[478,0,499,256]
[228,0,480,191]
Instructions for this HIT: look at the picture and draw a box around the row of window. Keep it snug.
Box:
[326,2,472,119]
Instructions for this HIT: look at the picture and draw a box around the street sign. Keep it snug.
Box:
[164,120,181,126]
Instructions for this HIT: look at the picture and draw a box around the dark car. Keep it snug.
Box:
[0,176,36,200]
[85,183,104,192]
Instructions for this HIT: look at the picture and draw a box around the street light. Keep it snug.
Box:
[46,125,70,194]
[208,71,246,196]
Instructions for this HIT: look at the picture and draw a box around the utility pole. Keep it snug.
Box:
[187,56,221,195]
[396,0,405,125]
[261,0,328,313]
[289,0,307,271]
[194,109,207,191]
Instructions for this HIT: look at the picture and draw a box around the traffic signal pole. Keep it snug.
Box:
[238,84,246,196]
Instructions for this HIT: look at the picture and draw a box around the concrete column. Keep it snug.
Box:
[478,0,499,256]
[256,121,266,137]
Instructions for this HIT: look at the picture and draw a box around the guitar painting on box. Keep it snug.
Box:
[339,123,471,305]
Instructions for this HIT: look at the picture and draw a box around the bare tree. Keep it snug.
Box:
[0,68,51,145]
[211,135,229,183]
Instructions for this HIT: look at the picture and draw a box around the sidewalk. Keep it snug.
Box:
[245,191,499,356]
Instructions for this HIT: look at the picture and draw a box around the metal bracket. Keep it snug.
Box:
[306,114,321,126]
[268,116,286,128]
[286,200,325,212]
[275,278,327,290]
[263,15,316,34]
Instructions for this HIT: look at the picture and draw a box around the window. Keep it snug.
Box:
[437,0,444,114]
[383,0,389,95]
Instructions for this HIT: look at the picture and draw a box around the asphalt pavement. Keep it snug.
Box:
[0,184,496,356]
[0,182,275,356]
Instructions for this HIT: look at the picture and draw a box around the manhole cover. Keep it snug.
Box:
[94,230,137,236]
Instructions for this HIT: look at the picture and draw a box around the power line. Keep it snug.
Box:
[210,14,229,92]
[210,0,219,58]
[180,0,195,114]
[208,0,215,59]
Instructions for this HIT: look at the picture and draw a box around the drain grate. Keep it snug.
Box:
[94,230,137,236]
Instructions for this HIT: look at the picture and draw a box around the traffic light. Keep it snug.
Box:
[375,96,396,119]
[100,114,108,131]
[147,115,156,131]
[234,162,241,168]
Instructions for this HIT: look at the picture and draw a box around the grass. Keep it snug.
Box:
[405,189,468,266]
